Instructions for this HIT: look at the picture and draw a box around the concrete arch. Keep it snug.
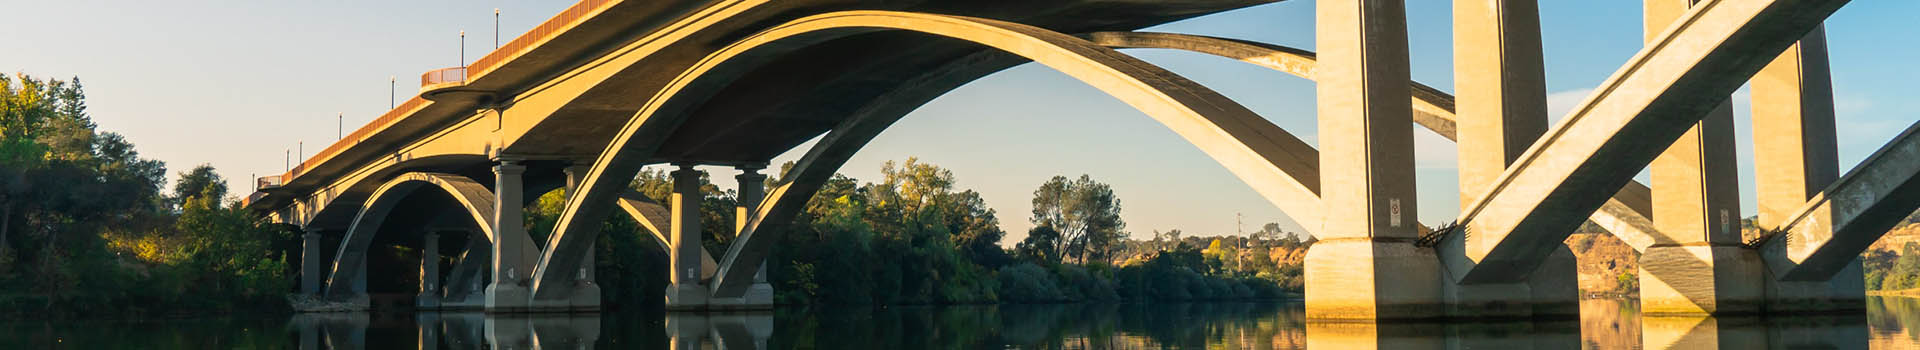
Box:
[1083,31,1662,253]
[532,11,1324,298]
[322,172,532,300]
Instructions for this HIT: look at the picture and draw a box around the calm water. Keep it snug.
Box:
[8,297,1920,349]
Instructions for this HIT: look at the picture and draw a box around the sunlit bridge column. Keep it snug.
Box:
[667,164,710,310]
[302,227,323,296]
[1639,0,1763,316]
[710,165,773,310]
[418,230,441,310]
[1304,0,1442,321]
[1749,26,1865,313]
[488,159,533,312]
[1448,0,1578,320]
[563,162,602,311]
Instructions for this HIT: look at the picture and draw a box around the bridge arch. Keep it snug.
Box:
[322,172,533,300]
[534,10,1337,298]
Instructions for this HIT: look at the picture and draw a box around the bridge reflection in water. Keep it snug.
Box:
[273,298,1920,349]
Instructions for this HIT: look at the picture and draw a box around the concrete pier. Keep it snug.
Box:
[1749,26,1865,312]
[417,231,441,309]
[711,166,774,310]
[302,227,323,296]
[1304,0,1442,320]
[1448,0,1577,319]
[1639,0,1762,316]
[487,160,532,312]
[666,164,709,310]
[563,163,602,311]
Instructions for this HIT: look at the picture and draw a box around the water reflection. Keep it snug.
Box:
[13,297,1920,348]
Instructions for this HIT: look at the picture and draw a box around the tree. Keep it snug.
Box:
[1029,175,1125,265]
[172,164,226,209]
[1015,225,1061,263]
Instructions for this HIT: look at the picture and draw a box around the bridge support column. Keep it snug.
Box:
[712,166,773,310]
[563,163,601,312]
[1750,26,1865,313]
[487,160,533,312]
[666,164,710,310]
[1447,0,1577,320]
[418,231,442,310]
[1304,0,1442,320]
[442,234,488,309]
[1638,0,1763,316]
[302,227,323,296]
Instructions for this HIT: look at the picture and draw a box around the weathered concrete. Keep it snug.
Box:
[487,161,533,312]
[1749,26,1864,312]
[417,231,441,309]
[665,165,709,310]
[1446,0,1577,320]
[1640,0,1762,316]
[1764,122,1920,280]
[1304,0,1441,321]
[1454,0,1846,284]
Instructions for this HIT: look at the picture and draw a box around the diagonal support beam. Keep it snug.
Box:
[1085,31,1664,252]
[1766,121,1920,281]
[614,191,717,280]
[1454,0,1847,283]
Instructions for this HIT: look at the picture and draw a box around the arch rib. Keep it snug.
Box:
[322,172,533,300]
[532,10,1324,299]
[1082,31,1661,253]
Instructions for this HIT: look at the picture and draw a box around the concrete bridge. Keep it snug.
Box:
[246,0,1919,319]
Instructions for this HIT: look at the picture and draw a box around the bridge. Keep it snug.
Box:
[245,0,1919,320]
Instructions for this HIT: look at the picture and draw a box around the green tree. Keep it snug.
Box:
[1030,175,1125,265]
[171,165,226,209]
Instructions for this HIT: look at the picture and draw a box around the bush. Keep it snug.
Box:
[997,263,1065,303]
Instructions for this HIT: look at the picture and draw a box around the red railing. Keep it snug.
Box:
[467,0,616,79]
[277,0,622,186]
[420,66,467,87]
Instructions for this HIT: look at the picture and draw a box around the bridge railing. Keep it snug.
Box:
[421,67,468,90]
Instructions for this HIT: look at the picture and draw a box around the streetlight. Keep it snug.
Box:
[337,113,343,141]
[389,76,396,109]
[495,8,502,49]
[459,30,467,68]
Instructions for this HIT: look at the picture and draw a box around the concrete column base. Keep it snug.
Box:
[1764,256,1866,313]
[485,284,531,313]
[666,283,710,311]
[1640,245,1765,316]
[1305,238,1444,320]
[1442,245,1580,319]
[708,283,775,310]
[570,283,602,312]
[415,294,441,310]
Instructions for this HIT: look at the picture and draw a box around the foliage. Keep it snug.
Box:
[0,74,291,318]
[1022,175,1125,265]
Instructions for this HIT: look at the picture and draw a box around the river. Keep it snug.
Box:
[7,296,1920,348]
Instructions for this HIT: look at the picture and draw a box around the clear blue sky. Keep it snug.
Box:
[6,1,1915,244]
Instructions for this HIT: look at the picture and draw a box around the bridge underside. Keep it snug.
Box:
[262,0,1916,323]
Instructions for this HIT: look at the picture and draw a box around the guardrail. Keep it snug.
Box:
[272,0,622,191]
[257,175,285,190]
[421,66,467,88]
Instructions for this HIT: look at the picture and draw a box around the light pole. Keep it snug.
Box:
[337,113,343,140]
[389,76,396,109]
[494,8,501,49]
[459,30,466,68]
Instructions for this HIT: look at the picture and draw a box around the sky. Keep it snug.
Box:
[5,1,1916,245]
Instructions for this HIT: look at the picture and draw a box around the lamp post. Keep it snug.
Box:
[389,76,396,109]
[337,113,343,141]
[494,8,501,49]
[459,30,466,68]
